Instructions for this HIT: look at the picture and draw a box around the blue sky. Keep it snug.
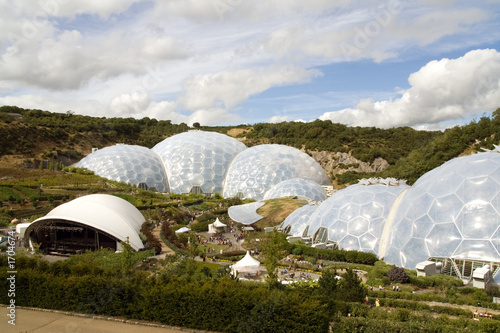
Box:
[1,0,500,129]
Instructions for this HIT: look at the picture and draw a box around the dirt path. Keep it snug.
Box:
[152,226,175,259]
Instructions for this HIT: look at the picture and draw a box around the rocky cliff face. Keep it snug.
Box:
[308,150,389,175]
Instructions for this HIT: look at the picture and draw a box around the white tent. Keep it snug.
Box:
[231,251,261,276]
[208,218,227,233]
[175,227,191,234]
[207,223,217,233]
[213,218,226,227]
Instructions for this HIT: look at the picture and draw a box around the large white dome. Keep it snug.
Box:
[264,178,327,201]
[307,179,409,254]
[223,144,330,200]
[152,131,246,194]
[76,144,169,192]
[383,151,500,269]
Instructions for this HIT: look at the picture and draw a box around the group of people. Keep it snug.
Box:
[208,235,233,246]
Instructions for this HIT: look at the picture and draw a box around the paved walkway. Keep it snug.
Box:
[0,306,216,333]
[152,226,175,259]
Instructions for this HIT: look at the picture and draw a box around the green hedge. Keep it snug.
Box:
[289,244,378,265]
[0,269,328,332]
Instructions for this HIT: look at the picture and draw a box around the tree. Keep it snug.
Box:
[318,268,338,299]
[192,122,201,128]
[263,229,288,288]
[338,268,366,302]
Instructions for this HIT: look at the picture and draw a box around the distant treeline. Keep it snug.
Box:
[1,105,500,184]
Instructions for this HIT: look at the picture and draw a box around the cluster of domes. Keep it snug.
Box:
[279,148,500,273]
[76,131,330,200]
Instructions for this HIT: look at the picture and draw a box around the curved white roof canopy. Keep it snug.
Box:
[228,201,265,225]
[29,194,145,250]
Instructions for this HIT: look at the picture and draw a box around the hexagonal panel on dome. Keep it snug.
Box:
[425,223,462,257]
[328,220,348,241]
[76,144,169,192]
[152,131,246,194]
[263,178,327,201]
[359,232,378,252]
[456,201,498,239]
[347,216,369,236]
[428,194,463,224]
[462,176,500,203]
[223,144,330,200]
[400,238,428,269]
[339,235,360,251]
[428,172,464,198]
[384,151,500,269]
[411,215,434,239]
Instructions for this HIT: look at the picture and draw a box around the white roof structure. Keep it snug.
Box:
[27,194,145,250]
[213,218,226,227]
[231,251,261,274]
[228,201,266,225]
[16,222,32,234]
[175,227,191,234]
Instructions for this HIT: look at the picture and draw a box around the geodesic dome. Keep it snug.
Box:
[281,204,319,237]
[152,131,246,194]
[223,144,330,200]
[306,178,409,254]
[383,151,500,269]
[263,178,327,201]
[76,144,169,192]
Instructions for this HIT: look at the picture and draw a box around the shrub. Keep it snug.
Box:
[387,266,410,283]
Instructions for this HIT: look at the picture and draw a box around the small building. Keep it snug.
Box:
[416,261,438,277]
[473,265,491,289]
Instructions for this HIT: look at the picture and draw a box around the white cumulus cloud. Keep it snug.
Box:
[179,66,322,110]
[319,49,500,128]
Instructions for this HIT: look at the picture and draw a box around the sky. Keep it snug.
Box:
[1,0,500,130]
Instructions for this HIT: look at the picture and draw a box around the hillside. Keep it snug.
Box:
[1,105,500,186]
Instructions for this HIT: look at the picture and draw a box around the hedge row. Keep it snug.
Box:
[289,244,378,265]
[0,262,329,332]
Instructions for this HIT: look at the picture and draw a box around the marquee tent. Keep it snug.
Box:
[231,251,261,276]
[208,218,227,233]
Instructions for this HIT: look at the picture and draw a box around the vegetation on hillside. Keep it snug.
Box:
[2,105,500,186]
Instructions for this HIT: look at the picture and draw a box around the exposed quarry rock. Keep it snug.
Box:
[307,150,389,175]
